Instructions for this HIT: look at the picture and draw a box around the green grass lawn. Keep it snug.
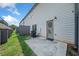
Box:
[0,30,33,56]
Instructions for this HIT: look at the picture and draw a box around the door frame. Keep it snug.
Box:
[46,20,54,41]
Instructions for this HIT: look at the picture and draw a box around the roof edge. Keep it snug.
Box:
[19,3,39,24]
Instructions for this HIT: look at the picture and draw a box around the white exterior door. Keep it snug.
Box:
[47,20,54,40]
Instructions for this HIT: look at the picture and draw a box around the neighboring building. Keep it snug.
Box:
[0,17,12,44]
[0,17,8,26]
[19,3,78,49]
[0,23,12,44]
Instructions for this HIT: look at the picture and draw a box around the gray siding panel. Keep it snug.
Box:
[1,30,8,44]
[0,30,1,44]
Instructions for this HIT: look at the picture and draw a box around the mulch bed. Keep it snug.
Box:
[66,44,78,56]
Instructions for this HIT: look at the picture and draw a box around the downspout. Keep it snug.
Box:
[75,3,78,51]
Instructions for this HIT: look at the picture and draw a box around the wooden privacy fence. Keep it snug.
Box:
[16,25,30,35]
[0,23,12,44]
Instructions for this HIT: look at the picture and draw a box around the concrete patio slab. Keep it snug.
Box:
[25,37,67,56]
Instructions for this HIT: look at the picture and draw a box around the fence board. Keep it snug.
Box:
[16,25,30,35]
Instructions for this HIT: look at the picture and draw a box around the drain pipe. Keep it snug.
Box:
[75,3,78,54]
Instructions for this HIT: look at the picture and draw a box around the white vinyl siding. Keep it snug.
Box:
[20,3,75,44]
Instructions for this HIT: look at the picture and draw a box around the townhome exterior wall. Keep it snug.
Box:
[20,3,75,44]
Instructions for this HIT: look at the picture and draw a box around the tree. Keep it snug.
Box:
[10,24,17,30]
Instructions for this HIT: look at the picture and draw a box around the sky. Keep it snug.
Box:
[0,3,33,26]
